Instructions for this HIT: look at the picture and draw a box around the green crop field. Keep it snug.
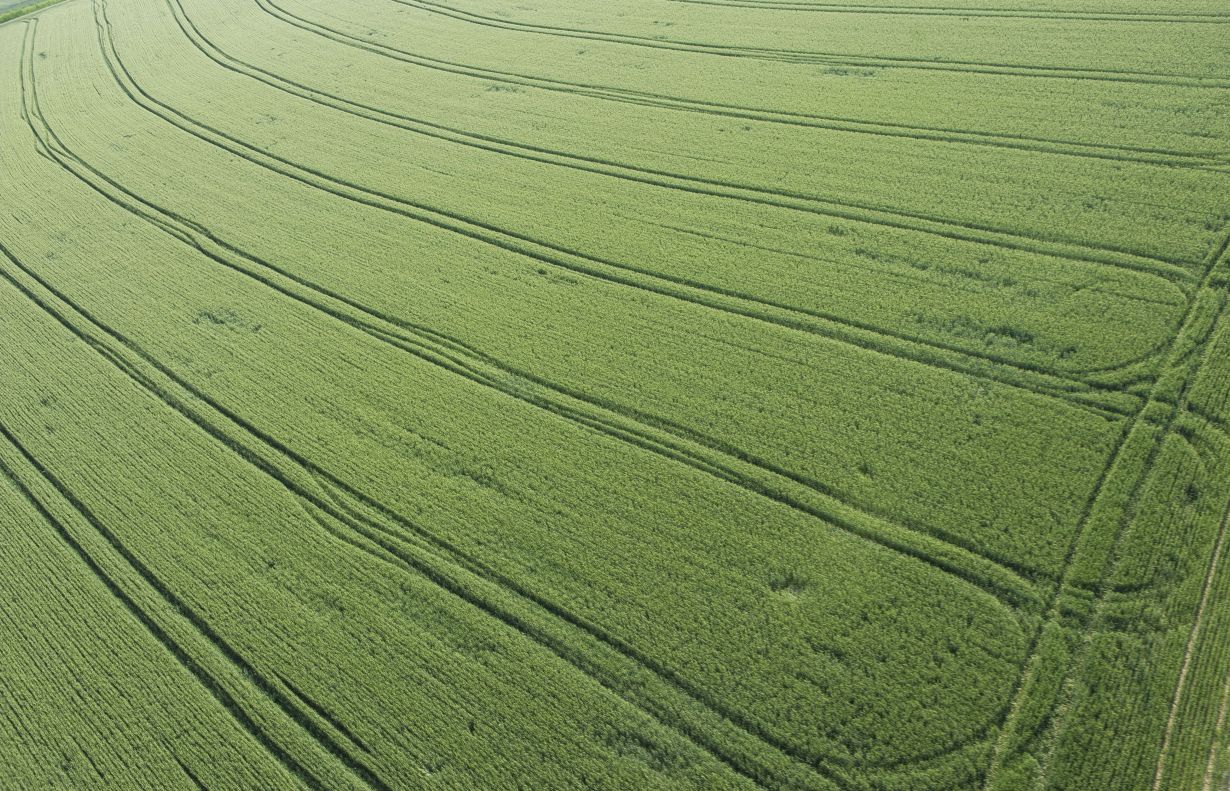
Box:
[0,0,1228,788]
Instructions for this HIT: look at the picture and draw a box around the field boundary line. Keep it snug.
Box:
[0,0,77,27]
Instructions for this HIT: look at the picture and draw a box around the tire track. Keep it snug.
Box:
[239,6,1169,417]
[85,0,1046,602]
[35,6,1151,777]
[7,28,394,791]
[120,0,1160,422]
[39,0,1041,604]
[639,213,1185,312]
[193,0,1219,271]
[666,0,1230,23]
[0,237,801,791]
[19,14,1028,781]
[170,753,210,791]
[1080,275,1230,789]
[166,0,1164,408]
[1152,488,1230,791]
[1087,286,1227,602]
[310,483,1001,781]
[1202,666,1230,791]
[0,229,1004,789]
[0,259,365,791]
[984,227,1230,788]
[250,0,1227,170]
[382,0,1230,88]
[0,440,333,791]
[264,0,1212,278]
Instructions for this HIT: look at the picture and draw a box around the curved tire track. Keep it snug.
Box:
[91,0,1054,602]
[248,0,1229,169]
[383,0,1230,88]
[666,0,1230,23]
[266,0,1208,277]
[14,10,1043,777]
[163,0,1184,403]
[19,9,1033,782]
[984,228,1230,788]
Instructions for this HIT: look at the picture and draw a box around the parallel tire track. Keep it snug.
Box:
[13,10,1040,781]
[9,27,403,791]
[983,227,1230,788]
[249,0,1229,169]
[1152,488,1230,790]
[1202,663,1230,791]
[0,431,335,791]
[126,0,1162,424]
[89,0,1048,604]
[6,98,841,791]
[666,0,1230,23]
[239,6,1166,419]
[268,0,1209,280]
[384,0,1230,87]
[185,0,1206,285]
[0,237,806,791]
[168,0,1161,412]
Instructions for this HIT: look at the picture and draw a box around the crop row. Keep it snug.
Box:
[264,0,1230,269]
[6,0,1230,787]
[664,0,1230,24]
[1,13,1034,783]
[0,452,307,790]
[273,0,1230,163]
[43,0,1125,580]
[381,0,1230,84]
[987,229,1230,790]
[180,0,1166,414]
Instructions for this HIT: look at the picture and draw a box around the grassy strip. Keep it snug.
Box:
[0,0,72,26]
